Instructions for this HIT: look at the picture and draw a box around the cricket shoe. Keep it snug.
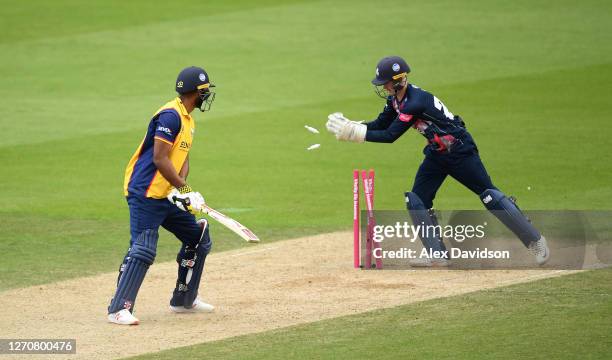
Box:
[529,236,550,266]
[108,309,139,325]
[409,257,451,268]
[169,297,214,313]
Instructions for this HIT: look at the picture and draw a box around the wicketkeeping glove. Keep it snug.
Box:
[325,112,367,143]
[167,184,205,215]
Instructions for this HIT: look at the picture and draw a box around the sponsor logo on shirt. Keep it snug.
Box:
[180,140,191,150]
[399,113,413,122]
[157,126,173,136]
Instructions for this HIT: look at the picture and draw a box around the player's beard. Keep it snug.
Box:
[194,95,204,110]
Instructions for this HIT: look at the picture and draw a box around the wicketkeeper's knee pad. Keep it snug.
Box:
[404,192,447,253]
[480,189,540,247]
[406,191,428,211]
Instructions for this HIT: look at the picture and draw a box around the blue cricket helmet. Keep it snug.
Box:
[371,56,411,86]
[175,66,213,94]
[175,66,216,111]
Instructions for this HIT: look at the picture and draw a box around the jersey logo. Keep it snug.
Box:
[157,126,172,136]
[399,113,413,122]
[179,141,191,150]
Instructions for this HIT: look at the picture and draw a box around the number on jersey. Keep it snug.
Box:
[433,96,454,120]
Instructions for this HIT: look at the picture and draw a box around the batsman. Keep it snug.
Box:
[107,66,216,325]
[326,56,550,267]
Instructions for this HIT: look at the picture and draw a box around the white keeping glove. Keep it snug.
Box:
[167,185,205,214]
[325,112,367,143]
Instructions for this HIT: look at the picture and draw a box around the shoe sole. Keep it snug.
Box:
[108,314,139,325]
[108,318,139,325]
[169,305,214,313]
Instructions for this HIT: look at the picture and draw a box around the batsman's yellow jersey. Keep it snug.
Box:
[123,98,195,198]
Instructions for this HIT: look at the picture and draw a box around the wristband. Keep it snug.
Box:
[177,184,193,194]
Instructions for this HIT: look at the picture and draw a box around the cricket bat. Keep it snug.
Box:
[201,205,260,243]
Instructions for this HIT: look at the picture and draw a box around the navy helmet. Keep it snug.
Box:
[371,56,410,98]
[175,66,216,111]
[371,56,410,86]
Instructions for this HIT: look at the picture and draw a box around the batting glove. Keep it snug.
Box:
[167,185,205,214]
[326,112,367,143]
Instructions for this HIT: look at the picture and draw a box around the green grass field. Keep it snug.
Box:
[0,0,610,358]
[129,269,612,360]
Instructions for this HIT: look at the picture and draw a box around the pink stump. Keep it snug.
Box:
[353,170,360,268]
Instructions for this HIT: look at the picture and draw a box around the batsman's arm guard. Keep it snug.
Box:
[480,189,541,247]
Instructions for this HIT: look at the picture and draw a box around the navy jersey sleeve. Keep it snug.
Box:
[153,110,181,144]
[365,117,415,143]
[365,99,396,131]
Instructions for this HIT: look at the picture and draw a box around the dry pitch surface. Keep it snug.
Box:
[0,232,573,359]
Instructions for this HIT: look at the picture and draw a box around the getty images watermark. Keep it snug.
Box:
[358,210,612,270]
[370,221,512,260]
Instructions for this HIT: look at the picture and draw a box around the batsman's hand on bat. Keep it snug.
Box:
[325,112,366,143]
[167,184,205,214]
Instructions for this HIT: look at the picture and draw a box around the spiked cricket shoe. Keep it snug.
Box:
[170,297,214,313]
[529,236,550,265]
[108,309,139,325]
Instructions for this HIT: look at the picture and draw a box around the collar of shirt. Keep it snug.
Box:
[392,86,410,112]
[175,97,192,120]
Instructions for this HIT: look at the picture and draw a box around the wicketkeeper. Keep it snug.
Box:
[108,66,216,325]
[326,56,549,267]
